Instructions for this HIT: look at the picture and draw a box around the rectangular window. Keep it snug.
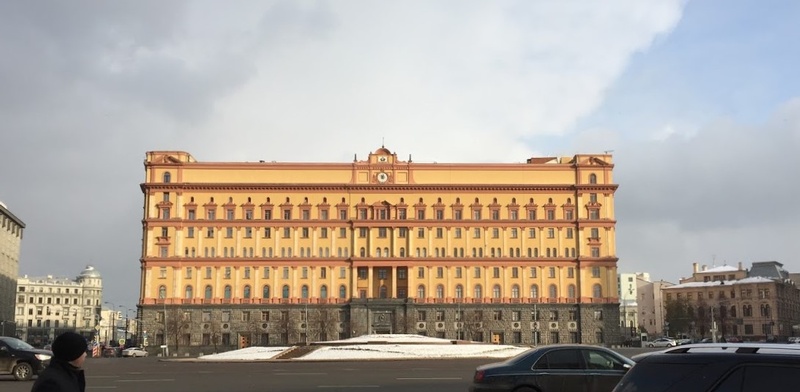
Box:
[528,228,536,238]
[208,210,216,220]
[591,248,600,257]
[224,267,231,279]
[491,210,500,220]
[474,267,481,278]
[435,210,444,220]
[226,210,235,220]
[592,266,601,277]
[455,267,462,278]
[493,311,502,321]
[188,210,196,220]
[283,228,291,238]
[283,210,292,220]
[529,267,537,278]
[397,268,406,279]
[245,227,252,238]
[339,228,347,238]
[546,210,555,220]
[398,209,406,220]
[302,210,310,220]
[244,267,250,279]
[398,227,407,238]
[320,228,328,238]
[437,267,444,278]
[436,228,443,238]
[473,228,481,238]
[454,210,462,220]
[302,267,308,279]
[454,228,461,238]
[512,267,519,278]
[493,267,500,278]
[159,267,167,278]
[417,310,426,321]
[359,228,368,238]
[320,210,328,220]
[207,227,214,238]
[340,267,347,278]
[547,228,555,238]
[205,267,212,279]
[282,267,289,279]
[510,210,518,220]
[417,228,425,238]
[264,210,272,220]
[510,228,518,238]
[187,227,194,238]
[226,227,233,238]
[566,228,573,239]
[378,228,388,238]
[417,210,425,220]
[418,267,425,278]
[185,267,192,279]
[301,227,309,238]
[436,311,445,321]
[492,228,499,238]
[473,210,481,220]
[245,210,253,220]
[263,267,270,279]
[549,267,556,278]
[512,311,521,321]
[567,268,574,278]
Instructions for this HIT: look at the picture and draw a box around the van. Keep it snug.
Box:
[0,336,53,381]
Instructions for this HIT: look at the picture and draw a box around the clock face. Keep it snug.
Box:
[377,172,389,183]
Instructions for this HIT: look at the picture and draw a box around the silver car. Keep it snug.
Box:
[647,338,677,348]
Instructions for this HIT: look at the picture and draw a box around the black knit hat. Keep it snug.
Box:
[52,332,87,361]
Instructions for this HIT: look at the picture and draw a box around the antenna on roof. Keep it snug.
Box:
[604,150,614,154]
[382,137,385,148]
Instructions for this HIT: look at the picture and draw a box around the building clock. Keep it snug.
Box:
[377,172,389,183]
[378,156,388,162]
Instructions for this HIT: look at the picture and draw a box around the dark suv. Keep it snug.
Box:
[613,343,800,392]
[0,336,52,381]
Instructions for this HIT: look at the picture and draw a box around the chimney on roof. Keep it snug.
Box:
[693,263,699,273]
[702,265,708,271]
[738,261,743,271]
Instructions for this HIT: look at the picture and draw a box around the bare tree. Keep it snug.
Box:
[165,307,190,354]
[462,309,484,342]
[206,317,222,353]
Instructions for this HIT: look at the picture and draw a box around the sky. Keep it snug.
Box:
[1,0,799,309]
[196,334,529,361]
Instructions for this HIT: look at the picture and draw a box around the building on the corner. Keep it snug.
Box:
[138,148,621,354]
[617,272,649,339]
[662,261,800,342]
[630,276,673,338]
[0,201,25,337]
[14,266,103,345]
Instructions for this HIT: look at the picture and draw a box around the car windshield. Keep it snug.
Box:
[1,337,35,350]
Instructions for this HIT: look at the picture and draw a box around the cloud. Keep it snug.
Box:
[612,98,800,280]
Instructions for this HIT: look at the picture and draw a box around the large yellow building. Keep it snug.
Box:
[137,147,621,354]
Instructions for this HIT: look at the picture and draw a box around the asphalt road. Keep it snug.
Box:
[0,347,656,392]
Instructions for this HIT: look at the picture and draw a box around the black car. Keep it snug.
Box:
[612,343,800,392]
[470,344,635,392]
[0,336,53,381]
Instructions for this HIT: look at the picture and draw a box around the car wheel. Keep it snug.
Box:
[648,343,655,348]
[13,362,33,381]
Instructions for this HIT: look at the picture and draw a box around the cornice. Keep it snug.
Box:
[141,183,619,193]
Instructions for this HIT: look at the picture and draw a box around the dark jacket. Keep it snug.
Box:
[30,358,86,392]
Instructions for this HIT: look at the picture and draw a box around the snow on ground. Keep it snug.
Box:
[197,334,531,361]
[198,346,291,360]
[298,343,529,360]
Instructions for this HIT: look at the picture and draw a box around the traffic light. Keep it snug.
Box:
[239,335,248,349]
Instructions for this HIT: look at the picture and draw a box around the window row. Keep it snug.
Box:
[161,265,605,281]
[157,282,606,300]
[161,195,604,221]
[172,246,599,259]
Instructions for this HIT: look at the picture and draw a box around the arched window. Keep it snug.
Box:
[380,285,388,298]
[474,285,483,298]
[301,285,309,299]
[360,247,366,257]
[384,247,389,257]
[530,285,539,298]
[493,285,501,298]
[455,285,463,298]
[436,285,445,298]
[417,285,426,298]
[204,285,212,299]
[568,284,576,299]
[262,285,270,298]
[158,285,166,299]
[163,172,171,183]
[376,248,382,257]
[589,173,597,184]
[511,285,520,298]
[593,284,602,298]
[282,285,290,299]
[400,248,406,257]
[320,285,328,298]
[224,285,232,299]
[184,285,193,298]
[549,284,558,298]
[243,285,251,299]
[339,285,347,299]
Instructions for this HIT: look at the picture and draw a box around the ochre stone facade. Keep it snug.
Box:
[137,147,621,354]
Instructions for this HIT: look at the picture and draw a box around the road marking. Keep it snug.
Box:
[116,379,176,382]
[396,377,462,380]
[317,385,380,388]
[87,387,117,389]
[88,376,119,378]
[274,372,327,376]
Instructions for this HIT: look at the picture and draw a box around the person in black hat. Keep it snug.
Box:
[31,331,87,392]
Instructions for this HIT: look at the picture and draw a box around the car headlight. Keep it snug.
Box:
[35,354,52,361]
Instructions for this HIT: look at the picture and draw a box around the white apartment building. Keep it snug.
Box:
[14,265,103,346]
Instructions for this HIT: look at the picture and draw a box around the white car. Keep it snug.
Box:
[121,347,149,357]
[648,337,677,348]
